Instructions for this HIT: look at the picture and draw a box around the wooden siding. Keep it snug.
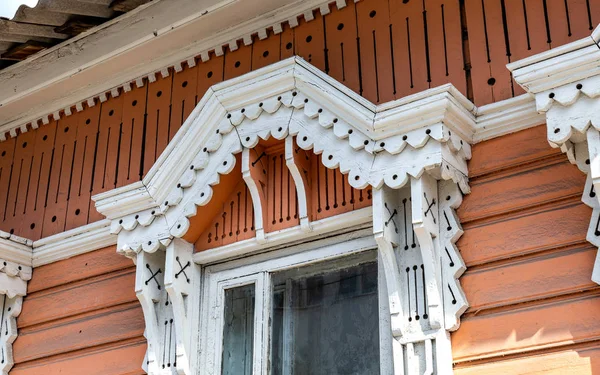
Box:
[453,125,600,374]
[11,246,145,375]
[2,0,600,240]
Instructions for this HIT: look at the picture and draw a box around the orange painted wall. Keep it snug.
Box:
[2,0,599,240]
[11,246,145,375]
[453,125,600,374]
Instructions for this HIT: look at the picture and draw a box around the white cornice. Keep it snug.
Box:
[32,220,115,267]
[474,94,545,142]
[508,25,600,94]
[0,232,33,266]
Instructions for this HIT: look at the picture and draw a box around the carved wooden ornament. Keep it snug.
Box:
[93,57,475,374]
[0,235,32,375]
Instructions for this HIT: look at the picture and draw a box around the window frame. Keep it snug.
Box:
[198,234,387,375]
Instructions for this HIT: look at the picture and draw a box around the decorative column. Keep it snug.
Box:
[0,234,32,375]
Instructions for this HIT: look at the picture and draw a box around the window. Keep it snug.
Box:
[200,236,385,375]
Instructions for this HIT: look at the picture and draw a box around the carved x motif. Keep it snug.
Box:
[175,256,191,284]
[145,264,162,290]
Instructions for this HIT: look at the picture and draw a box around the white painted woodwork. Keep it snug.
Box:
[93,59,473,374]
[0,238,32,375]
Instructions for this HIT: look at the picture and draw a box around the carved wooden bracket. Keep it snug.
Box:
[94,57,475,374]
[510,24,600,285]
[0,235,32,375]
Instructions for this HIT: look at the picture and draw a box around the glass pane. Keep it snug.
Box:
[271,257,380,375]
[222,284,255,375]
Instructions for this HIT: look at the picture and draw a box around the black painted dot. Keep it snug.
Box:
[364,140,369,145]
[246,137,250,141]
[292,92,297,96]
[302,136,307,141]
[328,155,333,160]
[235,61,241,68]
[277,96,282,101]
[487,77,496,86]
[119,219,123,224]
[354,175,360,181]
[148,241,152,246]
[132,100,138,107]
[402,135,408,140]
[151,210,155,215]
[109,109,114,116]
[22,142,27,148]
[64,127,69,133]
[333,118,338,123]
[426,129,431,134]
[207,71,213,78]
[43,135,48,141]
[177,224,181,229]
[403,0,409,3]
[203,147,207,152]
[348,129,353,134]
[177,183,182,188]
[86,119,91,125]
[306,35,313,43]
[75,209,81,215]
[263,50,269,58]
[304,98,309,103]
[223,161,227,166]
[337,23,344,30]
[369,10,376,17]
[577,83,583,90]
[278,127,283,132]
[157,90,163,97]
[286,42,293,50]
[393,174,398,180]
[549,92,555,98]
[182,81,188,88]
[554,128,560,134]
[1,151,5,157]
[165,201,169,206]
[259,102,263,107]
[9,229,14,235]
[586,159,591,165]
[30,223,35,230]
[380,142,385,147]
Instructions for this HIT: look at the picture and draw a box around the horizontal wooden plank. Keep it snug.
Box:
[459,201,590,266]
[454,342,600,375]
[19,268,136,328]
[468,125,559,178]
[462,245,597,311]
[452,293,600,362]
[14,304,144,363]
[28,246,130,293]
[459,159,585,223]
[11,339,146,375]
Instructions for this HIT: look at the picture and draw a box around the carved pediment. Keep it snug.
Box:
[94,57,476,374]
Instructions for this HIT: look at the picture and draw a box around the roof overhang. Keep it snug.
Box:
[0,0,337,137]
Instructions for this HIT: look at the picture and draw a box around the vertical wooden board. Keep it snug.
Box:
[464,0,493,105]
[91,96,124,200]
[391,0,428,96]
[7,131,36,236]
[427,0,466,94]
[0,137,16,228]
[197,55,224,100]
[42,116,78,237]
[504,0,530,61]
[21,122,57,240]
[546,0,572,47]
[590,0,600,26]
[523,0,550,55]
[224,43,253,81]
[356,0,395,103]
[280,23,295,59]
[117,85,148,188]
[144,74,173,176]
[567,0,595,39]
[170,65,199,141]
[294,12,327,72]
[252,32,281,70]
[325,3,361,94]
[65,106,101,230]
[484,0,512,103]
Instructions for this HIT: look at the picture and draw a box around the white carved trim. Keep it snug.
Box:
[98,58,473,375]
[511,24,600,286]
[0,239,32,375]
